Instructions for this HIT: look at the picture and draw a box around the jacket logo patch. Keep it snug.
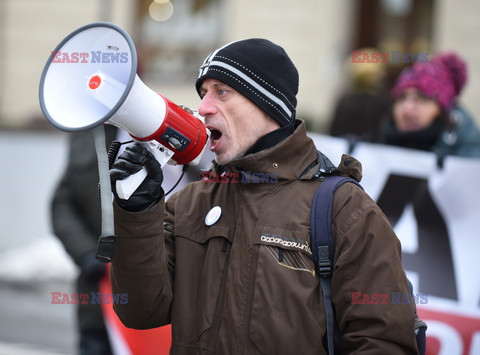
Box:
[260,234,312,255]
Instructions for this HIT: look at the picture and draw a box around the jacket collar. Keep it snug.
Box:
[244,122,296,156]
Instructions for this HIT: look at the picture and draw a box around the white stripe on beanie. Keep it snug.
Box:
[198,40,241,78]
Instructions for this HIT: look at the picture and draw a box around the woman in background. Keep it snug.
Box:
[382,52,480,159]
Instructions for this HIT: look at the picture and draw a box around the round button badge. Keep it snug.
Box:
[205,206,222,226]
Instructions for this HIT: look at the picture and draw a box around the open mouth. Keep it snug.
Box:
[209,129,223,147]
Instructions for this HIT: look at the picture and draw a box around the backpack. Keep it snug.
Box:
[310,173,427,355]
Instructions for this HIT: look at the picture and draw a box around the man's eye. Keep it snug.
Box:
[218,89,227,96]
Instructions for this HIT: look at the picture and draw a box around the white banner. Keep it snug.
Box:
[310,133,480,355]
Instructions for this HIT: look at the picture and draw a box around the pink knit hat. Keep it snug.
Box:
[391,52,468,111]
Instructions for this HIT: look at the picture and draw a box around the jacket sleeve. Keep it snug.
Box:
[331,183,418,354]
[110,195,176,329]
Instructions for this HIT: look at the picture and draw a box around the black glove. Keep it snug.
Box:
[79,253,106,281]
[110,143,164,212]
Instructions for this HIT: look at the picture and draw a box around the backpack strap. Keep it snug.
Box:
[311,175,361,268]
[311,175,361,355]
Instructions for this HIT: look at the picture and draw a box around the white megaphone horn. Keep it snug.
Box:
[39,22,209,200]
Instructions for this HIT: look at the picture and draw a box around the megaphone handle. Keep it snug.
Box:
[115,168,148,200]
[93,126,117,263]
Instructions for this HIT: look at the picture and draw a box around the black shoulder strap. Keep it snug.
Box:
[311,175,361,355]
[311,175,361,268]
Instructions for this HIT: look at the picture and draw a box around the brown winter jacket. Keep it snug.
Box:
[111,121,418,354]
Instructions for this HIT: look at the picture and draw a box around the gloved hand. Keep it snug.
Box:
[110,143,164,212]
[79,253,106,282]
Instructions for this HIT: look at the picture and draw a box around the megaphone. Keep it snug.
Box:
[39,22,208,199]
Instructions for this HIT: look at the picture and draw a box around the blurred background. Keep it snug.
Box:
[1,0,480,131]
[0,0,479,354]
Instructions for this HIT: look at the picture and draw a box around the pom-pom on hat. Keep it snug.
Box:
[391,52,468,111]
[195,38,299,127]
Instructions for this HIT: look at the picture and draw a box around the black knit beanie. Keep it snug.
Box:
[195,38,299,127]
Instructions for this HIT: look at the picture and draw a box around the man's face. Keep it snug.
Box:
[393,88,441,132]
[198,78,281,165]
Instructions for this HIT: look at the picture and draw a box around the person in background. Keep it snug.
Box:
[329,47,390,146]
[382,51,480,159]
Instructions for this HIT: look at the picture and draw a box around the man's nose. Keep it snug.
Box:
[198,93,217,117]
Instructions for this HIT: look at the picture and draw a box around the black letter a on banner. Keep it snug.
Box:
[377,174,457,300]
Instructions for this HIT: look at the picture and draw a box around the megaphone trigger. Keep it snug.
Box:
[114,140,175,200]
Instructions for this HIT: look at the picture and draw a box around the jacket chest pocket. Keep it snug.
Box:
[172,225,233,347]
[250,228,324,354]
